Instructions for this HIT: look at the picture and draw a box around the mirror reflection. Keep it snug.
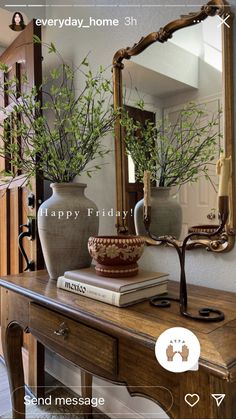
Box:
[122,17,223,240]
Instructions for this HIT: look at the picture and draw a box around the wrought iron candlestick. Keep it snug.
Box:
[144,196,229,322]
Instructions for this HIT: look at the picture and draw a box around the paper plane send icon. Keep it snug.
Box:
[211,394,225,407]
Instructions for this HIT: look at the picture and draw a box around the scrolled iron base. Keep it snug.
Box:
[145,197,229,323]
[150,295,225,322]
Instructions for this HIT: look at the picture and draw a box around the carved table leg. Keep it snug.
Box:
[81,370,93,418]
[1,322,25,419]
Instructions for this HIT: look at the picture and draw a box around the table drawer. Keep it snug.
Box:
[29,303,117,376]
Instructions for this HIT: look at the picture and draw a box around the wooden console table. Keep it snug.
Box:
[1,271,236,419]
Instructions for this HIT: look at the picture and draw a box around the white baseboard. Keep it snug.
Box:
[45,350,168,419]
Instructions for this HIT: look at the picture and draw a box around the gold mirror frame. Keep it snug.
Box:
[113,0,235,252]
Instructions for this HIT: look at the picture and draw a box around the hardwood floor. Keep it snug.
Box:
[0,359,11,416]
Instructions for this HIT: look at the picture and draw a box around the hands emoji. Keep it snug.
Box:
[166,340,189,362]
[179,344,189,361]
[166,343,177,361]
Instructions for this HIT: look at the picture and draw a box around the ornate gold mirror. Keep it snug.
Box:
[113,0,235,252]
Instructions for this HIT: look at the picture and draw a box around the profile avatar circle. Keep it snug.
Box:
[9,12,26,32]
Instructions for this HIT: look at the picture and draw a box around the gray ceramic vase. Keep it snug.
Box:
[38,183,99,280]
[134,187,182,239]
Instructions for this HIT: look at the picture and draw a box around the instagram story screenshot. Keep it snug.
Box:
[0,0,236,418]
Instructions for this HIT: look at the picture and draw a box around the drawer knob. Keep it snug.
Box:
[54,322,69,338]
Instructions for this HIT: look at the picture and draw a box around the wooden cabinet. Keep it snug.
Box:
[1,271,236,419]
[29,303,117,377]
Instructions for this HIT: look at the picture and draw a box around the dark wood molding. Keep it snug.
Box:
[113,0,235,252]
[0,19,45,397]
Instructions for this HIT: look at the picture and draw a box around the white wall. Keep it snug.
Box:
[33,0,236,417]
[162,57,222,109]
[132,41,199,88]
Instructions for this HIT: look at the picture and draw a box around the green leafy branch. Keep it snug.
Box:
[120,102,222,187]
[0,41,116,184]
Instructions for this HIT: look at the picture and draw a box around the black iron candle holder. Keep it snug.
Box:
[144,196,229,322]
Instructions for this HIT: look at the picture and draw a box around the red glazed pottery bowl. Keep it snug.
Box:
[88,236,145,278]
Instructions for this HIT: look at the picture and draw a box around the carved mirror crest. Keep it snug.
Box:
[113,0,235,252]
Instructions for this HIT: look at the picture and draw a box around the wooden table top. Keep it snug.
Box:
[1,270,236,381]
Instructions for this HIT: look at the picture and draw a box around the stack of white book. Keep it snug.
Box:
[57,267,169,307]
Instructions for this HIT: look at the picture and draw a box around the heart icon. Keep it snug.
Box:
[184,393,200,407]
